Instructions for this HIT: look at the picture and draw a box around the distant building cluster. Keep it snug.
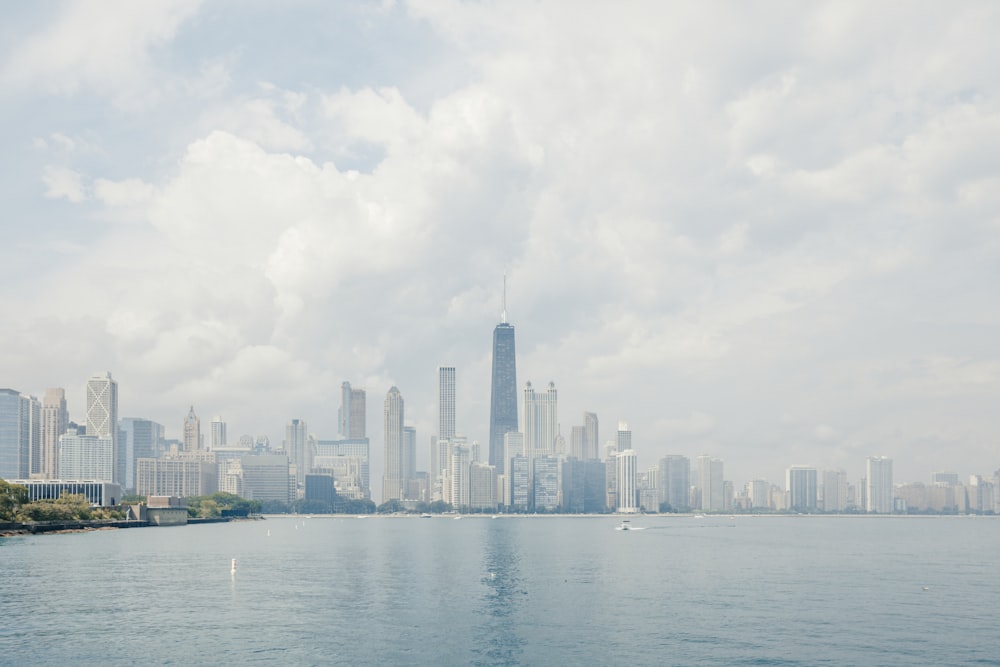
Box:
[3,308,999,515]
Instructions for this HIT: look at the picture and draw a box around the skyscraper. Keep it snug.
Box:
[120,418,165,491]
[522,381,557,468]
[658,455,690,511]
[287,419,309,488]
[210,416,227,449]
[86,373,118,483]
[786,466,818,512]
[822,469,848,512]
[617,449,638,513]
[403,425,417,492]
[39,388,68,479]
[339,382,367,438]
[183,406,200,452]
[489,282,517,475]
[0,388,37,480]
[438,366,456,441]
[583,412,599,460]
[383,387,404,503]
[697,455,724,511]
[616,422,632,453]
[866,456,893,514]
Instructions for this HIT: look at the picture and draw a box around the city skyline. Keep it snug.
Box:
[2,4,999,493]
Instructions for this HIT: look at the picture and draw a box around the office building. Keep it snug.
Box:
[469,461,497,511]
[438,366,456,441]
[119,418,165,492]
[583,412,599,460]
[522,381,557,469]
[383,386,405,503]
[86,373,118,483]
[509,455,529,511]
[616,422,632,453]
[786,466,818,512]
[697,455,725,512]
[658,455,691,512]
[286,419,309,488]
[403,426,416,493]
[339,382,367,438]
[240,454,293,503]
[136,456,217,498]
[866,456,893,514]
[448,442,470,509]
[0,389,37,481]
[304,473,336,509]
[210,416,227,449]
[39,388,67,479]
[58,428,114,483]
[488,291,518,475]
[747,479,771,510]
[532,456,559,511]
[617,449,638,513]
[822,469,848,512]
[183,406,200,452]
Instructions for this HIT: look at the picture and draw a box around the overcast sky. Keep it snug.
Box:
[2,1,998,497]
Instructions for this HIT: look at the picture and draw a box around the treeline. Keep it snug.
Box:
[0,481,124,522]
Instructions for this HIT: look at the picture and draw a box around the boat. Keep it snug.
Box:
[616,519,632,531]
[420,513,432,518]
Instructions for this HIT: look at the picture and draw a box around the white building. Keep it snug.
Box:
[210,416,227,449]
[522,381,557,470]
[382,386,405,503]
[697,455,725,512]
[866,456,893,514]
[822,469,848,512]
[86,372,118,483]
[616,449,637,513]
[58,429,114,483]
[469,461,497,511]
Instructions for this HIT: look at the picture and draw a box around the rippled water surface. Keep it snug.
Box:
[3,515,999,665]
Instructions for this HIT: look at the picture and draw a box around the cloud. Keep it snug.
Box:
[2,0,202,106]
[41,165,86,202]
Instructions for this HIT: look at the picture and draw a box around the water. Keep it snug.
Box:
[2,515,999,665]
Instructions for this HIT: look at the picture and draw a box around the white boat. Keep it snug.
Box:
[616,519,632,531]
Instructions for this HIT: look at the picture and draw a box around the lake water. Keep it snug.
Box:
[2,515,999,665]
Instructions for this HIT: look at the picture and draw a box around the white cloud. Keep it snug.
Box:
[2,0,202,106]
[41,165,86,202]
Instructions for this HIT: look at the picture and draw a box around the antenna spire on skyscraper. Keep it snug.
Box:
[502,271,508,324]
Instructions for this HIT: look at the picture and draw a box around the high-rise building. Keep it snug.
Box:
[403,426,417,494]
[39,388,67,479]
[616,422,632,453]
[339,382,367,439]
[697,455,725,512]
[438,367,456,441]
[0,388,37,480]
[532,456,559,511]
[748,479,771,510]
[822,469,848,512]
[658,455,691,511]
[210,416,227,449]
[286,419,309,488]
[469,461,497,511]
[522,381,557,468]
[509,455,529,511]
[583,412,599,460]
[86,373,118,483]
[447,442,470,509]
[119,418,165,492]
[59,428,114,482]
[382,387,405,503]
[570,426,586,460]
[488,287,517,475]
[183,406,200,452]
[617,449,638,513]
[786,466,818,512]
[866,456,893,514]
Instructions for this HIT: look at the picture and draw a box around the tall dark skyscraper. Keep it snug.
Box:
[489,278,517,475]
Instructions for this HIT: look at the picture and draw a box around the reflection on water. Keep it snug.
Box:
[474,519,524,666]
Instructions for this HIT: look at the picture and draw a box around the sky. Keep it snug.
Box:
[2,1,999,498]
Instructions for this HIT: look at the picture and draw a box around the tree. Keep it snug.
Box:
[377,499,405,514]
[1,480,29,520]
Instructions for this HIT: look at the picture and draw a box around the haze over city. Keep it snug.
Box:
[2,1,998,497]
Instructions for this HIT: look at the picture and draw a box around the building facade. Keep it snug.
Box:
[488,316,517,476]
[382,386,405,503]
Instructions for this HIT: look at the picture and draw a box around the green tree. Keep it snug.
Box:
[1,480,29,520]
[377,499,405,514]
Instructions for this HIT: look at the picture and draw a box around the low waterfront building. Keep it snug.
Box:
[10,479,122,507]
